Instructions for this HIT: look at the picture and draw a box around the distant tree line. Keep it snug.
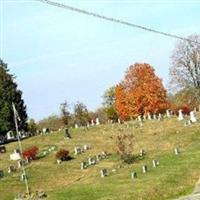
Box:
[1,34,199,134]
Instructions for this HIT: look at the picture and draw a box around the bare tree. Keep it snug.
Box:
[170,34,200,90]
[60,101,70,127]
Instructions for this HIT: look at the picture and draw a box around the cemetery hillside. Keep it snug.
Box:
[1,1,200,200]
[1,112,200,200]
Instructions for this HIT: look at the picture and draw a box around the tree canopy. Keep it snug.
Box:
[0,60,28,135]
[170,34,200,90]
[115,63,169,120]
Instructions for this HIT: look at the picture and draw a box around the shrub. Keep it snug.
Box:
[56,149,71,161]
[22,146,38,160]
[172,105,190,115]
[116,133,135,164]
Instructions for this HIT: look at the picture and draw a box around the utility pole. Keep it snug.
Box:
[12,102,30,196]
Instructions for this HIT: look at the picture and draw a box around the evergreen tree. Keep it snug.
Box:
[0,60,28,136]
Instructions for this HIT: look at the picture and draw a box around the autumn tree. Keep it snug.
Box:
[170,34,200,90]
[115,63,169,119]
[115,84,129,120]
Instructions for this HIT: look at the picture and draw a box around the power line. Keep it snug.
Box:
[36,0,200,45]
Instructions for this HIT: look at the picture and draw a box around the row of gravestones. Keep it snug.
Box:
[74,118,100,129]
[100,147,181,178]
[136,110,198,123]
[74,144,91,155]
[80,151,108,169]
[39,145,56,157]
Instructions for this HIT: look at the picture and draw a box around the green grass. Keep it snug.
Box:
[0,114,200,200]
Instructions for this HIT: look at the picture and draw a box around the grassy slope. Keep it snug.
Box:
[0,114,200,200]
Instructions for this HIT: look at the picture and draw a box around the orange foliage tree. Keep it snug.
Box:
[115,84,130,120]
[115,63,169,119]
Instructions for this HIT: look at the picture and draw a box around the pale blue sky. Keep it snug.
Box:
[1,0,200,120]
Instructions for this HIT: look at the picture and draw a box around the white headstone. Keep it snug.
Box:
[131,172,137,179]
[142,165,147,173]
[80,162,87,169]
[100,169,108,177]
[74,147,82,155]
[118,118,121,124]
[75,124,79,129]
[96,118,100,125]
[178,110,184,121]
[166,109,171,118]
[147,113,152,120]
[153,114,157,120]
[91,120,95,126]
[10,152,21,161]
[190,111,197,123]
[6,131,15,140]
[138,115,142,122]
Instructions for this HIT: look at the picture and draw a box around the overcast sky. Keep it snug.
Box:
[1,0,200,120]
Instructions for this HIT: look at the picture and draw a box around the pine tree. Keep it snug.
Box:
[0,60,28,136]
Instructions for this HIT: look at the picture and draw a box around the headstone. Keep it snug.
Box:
[153,114,157,120]
[88,157,96,165]
[100,169,108,177]
[96,118,100,125]
[0,146,6,153]
[75,124,79,129]
[83,144,91,151]
[178,110,184,121]
[20,173,27,181]
[190,111,197,123]
[57,159,62,164]
[0,170,4,178]
[101,151,107,158]
[174,148,179,155]
[142,165,147,173]
[118,118,121,124]
[158,113,162,121]
[87,122,90,128]
[80,162,87,169]
[10,152,21,161]
[139,149,145,157]
[6,131,15,140]
[42,128,49,135]
[96,154,102,162]
[131,172,137,179]
[74,147,82,155]
[91,120,95,126]
[64,128,71,139]
[138,115,142,122]
[147,113,152,120]
[152,159,159,167]
[8,165,16,173]
[166,109,171,118]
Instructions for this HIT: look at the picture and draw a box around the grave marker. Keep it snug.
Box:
[190,111,197,123]
[142,165,147,173]
[131,172,137,179]
[174,148,180,155]
[100,169,108,177]
[178,110,184,121]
